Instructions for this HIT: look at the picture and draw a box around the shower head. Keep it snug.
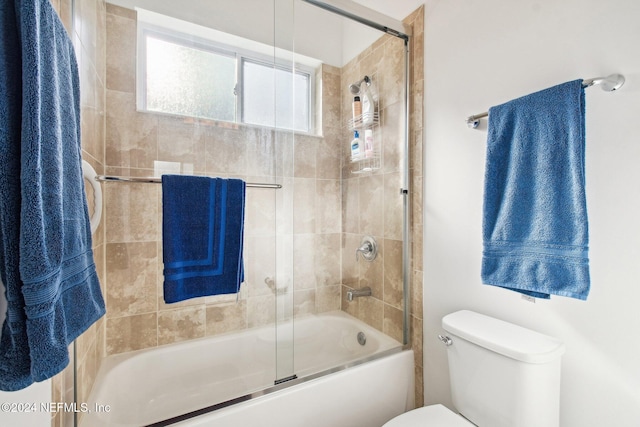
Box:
[349,75,371,95]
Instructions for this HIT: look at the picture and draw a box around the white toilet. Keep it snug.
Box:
[384,310,565,427]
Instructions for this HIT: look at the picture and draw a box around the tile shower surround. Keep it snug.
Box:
[341,6,424,405]
[49,3,425,421]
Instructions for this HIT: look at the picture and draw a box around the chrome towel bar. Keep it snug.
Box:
[466,73,625,129]
[95,175,282,189]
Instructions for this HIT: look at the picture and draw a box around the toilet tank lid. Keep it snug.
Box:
[442,310,565,364]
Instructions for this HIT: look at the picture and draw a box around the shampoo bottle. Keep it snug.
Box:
[351,131,361,161]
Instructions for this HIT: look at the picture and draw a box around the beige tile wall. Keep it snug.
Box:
[50,0,108,426]
[340,6,424,406]
[406,6,425,408]
[103,4,342,357]
[340,33,407,346]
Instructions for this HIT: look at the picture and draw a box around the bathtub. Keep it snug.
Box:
[83,310,413,427]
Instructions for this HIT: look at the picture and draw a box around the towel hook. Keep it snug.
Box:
[82,160,102,234]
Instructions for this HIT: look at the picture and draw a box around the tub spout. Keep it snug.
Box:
[347,286,372,302]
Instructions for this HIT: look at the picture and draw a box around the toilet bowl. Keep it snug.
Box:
[383,404,472,427]
[383,310,565,427]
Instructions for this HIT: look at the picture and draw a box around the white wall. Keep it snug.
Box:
[423,0,640,426]
[107,0,348,66]
[105,0,424,68]
[0,380,51,427]
[352,0,424,21]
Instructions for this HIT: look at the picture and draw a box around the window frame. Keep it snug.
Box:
[137,22,316,134]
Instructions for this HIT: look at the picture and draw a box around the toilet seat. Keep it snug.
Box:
[383,404,473,427]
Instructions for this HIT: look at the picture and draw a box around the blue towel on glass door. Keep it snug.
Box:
[482,79,590,300]
[0,0,105,391]
[162,175,246,303]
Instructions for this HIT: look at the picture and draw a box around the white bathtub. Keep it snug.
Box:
[83,310,413,427]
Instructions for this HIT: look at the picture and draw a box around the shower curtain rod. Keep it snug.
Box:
[94,175,282,189]
[466,73,625,128]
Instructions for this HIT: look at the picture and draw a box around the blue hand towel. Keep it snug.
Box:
[482,80,590,300]
[0,0,106,391]
[162,175,246,303]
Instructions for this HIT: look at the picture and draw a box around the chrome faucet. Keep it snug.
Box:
[347,286,372,302]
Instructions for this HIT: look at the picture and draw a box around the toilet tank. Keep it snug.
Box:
[442,310,565,427]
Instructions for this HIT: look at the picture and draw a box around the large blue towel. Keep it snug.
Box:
[162,175,245,303]
[0,0,105,391]
[482,80,590,300]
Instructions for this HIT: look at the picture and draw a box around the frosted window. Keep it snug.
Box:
[242,60,310,132]
[145,35,236,122]
[139,30,314,133]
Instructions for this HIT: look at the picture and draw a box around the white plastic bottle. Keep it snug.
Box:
[351,131,361,161]
[361,87,375,125]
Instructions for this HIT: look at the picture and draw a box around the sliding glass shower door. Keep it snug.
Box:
[78,0,415,424]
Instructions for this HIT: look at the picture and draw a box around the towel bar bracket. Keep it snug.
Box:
[466,115,485,129]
